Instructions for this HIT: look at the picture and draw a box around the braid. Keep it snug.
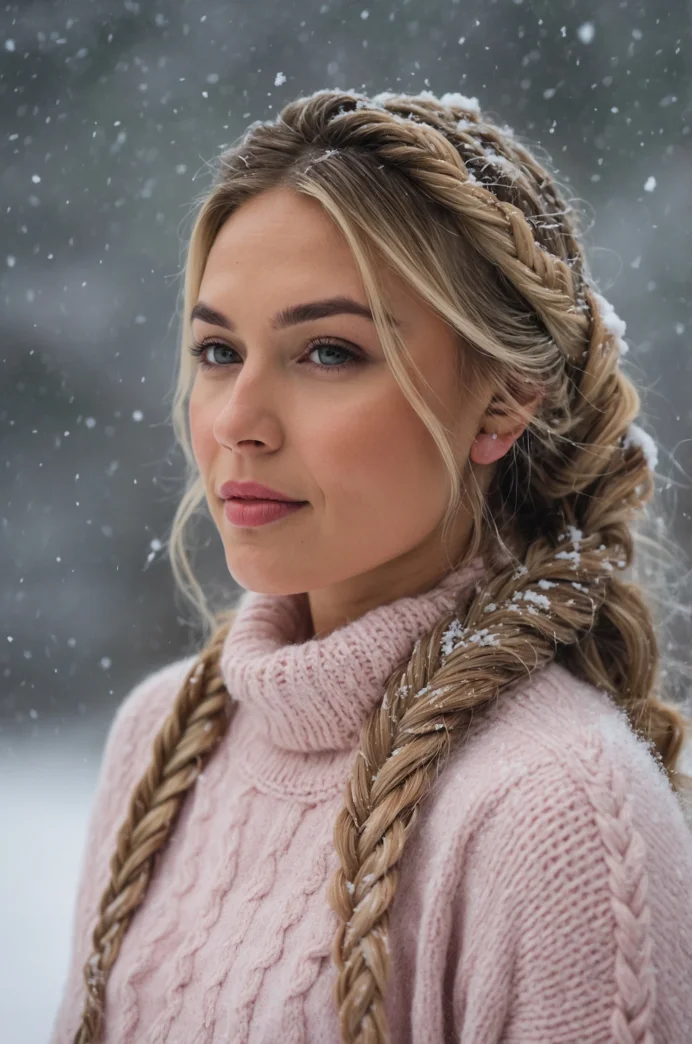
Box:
[327,535,610,1039]
[369,92,584,266]
[281,91,586,357]
[72,88,690,1044]
[72,613,236,1043]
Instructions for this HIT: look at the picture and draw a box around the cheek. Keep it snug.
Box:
[188,385,215,473]
[308,388,450,525]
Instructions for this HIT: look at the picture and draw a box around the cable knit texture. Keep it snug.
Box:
[51,558,692,1043]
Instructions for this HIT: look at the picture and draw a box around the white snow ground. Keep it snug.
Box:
[0,719,107,1044]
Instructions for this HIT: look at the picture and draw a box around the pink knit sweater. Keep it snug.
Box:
[52,559,692,1043]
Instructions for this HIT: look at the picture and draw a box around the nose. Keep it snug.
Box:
[210,360,283,454]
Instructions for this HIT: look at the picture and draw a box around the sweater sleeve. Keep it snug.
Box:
[49,656,196,1044]
[449,729,692,1044]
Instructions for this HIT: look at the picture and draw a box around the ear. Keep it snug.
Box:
[469,430,519,466]
[469,388,543,467]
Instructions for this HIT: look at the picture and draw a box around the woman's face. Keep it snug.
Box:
[189,186,496,629]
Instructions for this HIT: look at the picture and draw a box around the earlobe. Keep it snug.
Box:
[469,431,517,466]
[471,386,540,465]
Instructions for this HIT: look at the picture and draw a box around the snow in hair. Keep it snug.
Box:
[592,290,630,357]
[624,423,658,472]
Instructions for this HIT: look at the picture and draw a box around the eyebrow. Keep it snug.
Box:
[190,296,402,331]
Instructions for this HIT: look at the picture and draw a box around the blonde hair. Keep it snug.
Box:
[73,89,691,1044]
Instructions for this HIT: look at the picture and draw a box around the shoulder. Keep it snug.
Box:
[410,663,692,1040]
[92,653,199,821]
[78,654,201,902]
[48,652,201,1043]
[443,660,686,797]
[104,611,240,783]
[109,654,198,742]
[419,661,692,884]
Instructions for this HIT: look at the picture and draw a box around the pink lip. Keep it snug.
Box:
[223,498,307,527]
[219,479,304,502]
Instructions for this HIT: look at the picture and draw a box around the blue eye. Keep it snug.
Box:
[188,341,237,370]
[187,337,363,375]
[304,340,360,372]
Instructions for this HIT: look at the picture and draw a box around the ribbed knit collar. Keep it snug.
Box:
[219,555,487,757]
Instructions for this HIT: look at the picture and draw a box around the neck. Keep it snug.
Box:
[220,552,488,759]
[306,532,476,640]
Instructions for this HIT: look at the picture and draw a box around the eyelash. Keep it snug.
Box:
[187,337,362,376]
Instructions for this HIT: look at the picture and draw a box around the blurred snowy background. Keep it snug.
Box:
[1,1,691,1041]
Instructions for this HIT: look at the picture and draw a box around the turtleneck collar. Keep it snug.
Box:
[219,555,487,757]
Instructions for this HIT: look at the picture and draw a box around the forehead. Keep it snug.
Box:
[199,186,424,326]
[195,187,476,394]
[204,187,352,273]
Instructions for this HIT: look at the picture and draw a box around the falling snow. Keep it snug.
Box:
[577,22,595,44]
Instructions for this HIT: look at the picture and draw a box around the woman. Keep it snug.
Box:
[52,88,692,1043]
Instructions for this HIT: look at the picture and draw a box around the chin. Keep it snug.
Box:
[224,553,313,598]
